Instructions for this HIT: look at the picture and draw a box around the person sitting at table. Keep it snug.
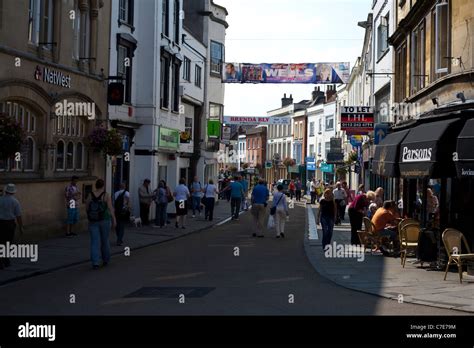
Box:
[371,200,401,256]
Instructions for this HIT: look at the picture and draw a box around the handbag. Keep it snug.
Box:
[166,187,174,203]
[270,193,284,216]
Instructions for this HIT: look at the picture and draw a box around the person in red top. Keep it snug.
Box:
[348,191,375,244]
[288,180,296,200]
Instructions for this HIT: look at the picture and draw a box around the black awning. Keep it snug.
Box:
[456,118,474,178]
[372,129,410,177]
[399,118,462,178]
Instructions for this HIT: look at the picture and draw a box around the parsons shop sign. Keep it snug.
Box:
[401,147,433,162]
[34,65,71,88]
[223,62,350,84]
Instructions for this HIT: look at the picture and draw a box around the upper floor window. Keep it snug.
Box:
[72,2,90,61]
[173,0,180,44]
[325,115,334,131]
[29,0,53,46]
[183,56,191,82]
[395,42,407,102]
[209,103,223,120]
[410,21,426,94]
[318,118,322,133]
[309,122,315,137]
[119,0,134,25]
[161,56,170,109]
[377,13,389,60]
[433,1,449,74]
[162,0,169,37]
[210,41,224,76]
[195,65,202,88]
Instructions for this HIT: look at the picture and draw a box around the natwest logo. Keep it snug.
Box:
[34,65,71,88]
[402,146,432,162]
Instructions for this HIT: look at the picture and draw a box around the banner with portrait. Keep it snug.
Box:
[223,62,350,84]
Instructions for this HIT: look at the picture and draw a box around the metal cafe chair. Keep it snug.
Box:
[442,228,474,283]
[399,223,422,268]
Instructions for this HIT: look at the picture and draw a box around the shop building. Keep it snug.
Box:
[0,0,110,240]
[372,0,474,245]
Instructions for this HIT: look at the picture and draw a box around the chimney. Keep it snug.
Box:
[312,86,325,104]
[282,93,293,107]
[326,84,337,103]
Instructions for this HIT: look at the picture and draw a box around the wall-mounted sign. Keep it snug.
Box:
[108,82,124,105]
[320,162,334,173]
[265,160,273,169]
[223,116,291,125]
[329,137,342,153]
[222,126,231,143]
[223,62,350,84]
[158,127,179,150]
[350,135,363,147]
[34,65,71,88]
[326,153,344,164]
[306,157,316,171]
[374,124,389,145]
[341,106,374,135]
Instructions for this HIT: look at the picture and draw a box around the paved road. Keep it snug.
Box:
[0,205,464,315]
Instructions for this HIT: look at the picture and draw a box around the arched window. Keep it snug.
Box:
[56,140,65,171]
[0,101,39,172]
[66,141,74,170]
[24,137,35,171]
[76,142,83,170]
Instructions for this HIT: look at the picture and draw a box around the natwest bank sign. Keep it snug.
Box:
[340,106,374,135]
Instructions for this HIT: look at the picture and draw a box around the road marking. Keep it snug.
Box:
[154,272,205,281]
[102,298,160,306]
[208,244,255,248]
[216,207,250,226]
[257,277,304,284]
[307,206,319,240]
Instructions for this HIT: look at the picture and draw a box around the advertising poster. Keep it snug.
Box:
[223,62,350,84]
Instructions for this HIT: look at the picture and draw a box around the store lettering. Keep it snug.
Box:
[35,66,71,88]
[461,168,474,176]
[402,147,432,162]
[161,134,176,143]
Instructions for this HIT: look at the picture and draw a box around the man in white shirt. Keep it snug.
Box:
[333,182,347,225]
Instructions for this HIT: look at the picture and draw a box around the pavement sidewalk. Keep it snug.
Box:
[0,199,238,286]
[304,205,474,313]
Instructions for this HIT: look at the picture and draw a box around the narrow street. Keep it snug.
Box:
[0,204,463,316]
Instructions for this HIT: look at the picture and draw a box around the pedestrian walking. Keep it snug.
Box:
[153,181,168,228]
[202,179,219,221]
[162,180,173,224]
[348,191,374,245]
[174,178,190,229]
[190,176,203,218]
[318,189,337,250]
[240,176,249,211]
[0,184,23,269]
[222,176,244,220]
[138,179,154,226]
[272,184,289,238]
[333,182,347,225]
[86,179,116,269]
[64,176,81,237]
[289,180,296,200]
[251,179,269,238]
[113,182,130,246]
[295,178,302,201]
[341,181,352,220]
[310,178,317,204]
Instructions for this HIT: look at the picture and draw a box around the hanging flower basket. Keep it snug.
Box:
[0,113,26,160]
[283,157,296,167]
[348,151,358,163]
[88,126,123,157]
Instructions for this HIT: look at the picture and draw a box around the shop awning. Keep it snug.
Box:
[399,118,462,178]
[372,129,410,177]
[456,118,474,178]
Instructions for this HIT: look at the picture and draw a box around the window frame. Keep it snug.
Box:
[195,64,202,88]
[56,139,66,172]
[434,2,449,74]
[183,56,191,81]
[162,0,170,37]
[210,41,224,77]
[161,56,170,109]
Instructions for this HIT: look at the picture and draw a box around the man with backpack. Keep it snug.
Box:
[86,179,116,269]
[113,182,130,246]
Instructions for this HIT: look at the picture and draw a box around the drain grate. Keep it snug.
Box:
[124,287,215,298]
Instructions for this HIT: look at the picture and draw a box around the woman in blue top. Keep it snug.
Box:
[154,181,168,228]
[272,185,289,239]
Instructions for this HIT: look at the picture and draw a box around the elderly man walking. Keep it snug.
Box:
[0,184,23,269]
[251,179,269,238]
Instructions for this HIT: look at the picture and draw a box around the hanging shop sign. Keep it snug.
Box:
[222,126,231,144]
[265,160,273,169]
[158,127,179,150]
[223,116,291,125]
[207,120,221,139]
[341,106,374,135]
[326,152,344,164]
[223,62,350,84]
[320,162,334,173]
[34,65,71,88]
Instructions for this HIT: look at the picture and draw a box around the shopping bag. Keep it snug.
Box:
[267,215,275,229]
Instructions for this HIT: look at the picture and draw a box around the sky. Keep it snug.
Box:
[216,0,373,116]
